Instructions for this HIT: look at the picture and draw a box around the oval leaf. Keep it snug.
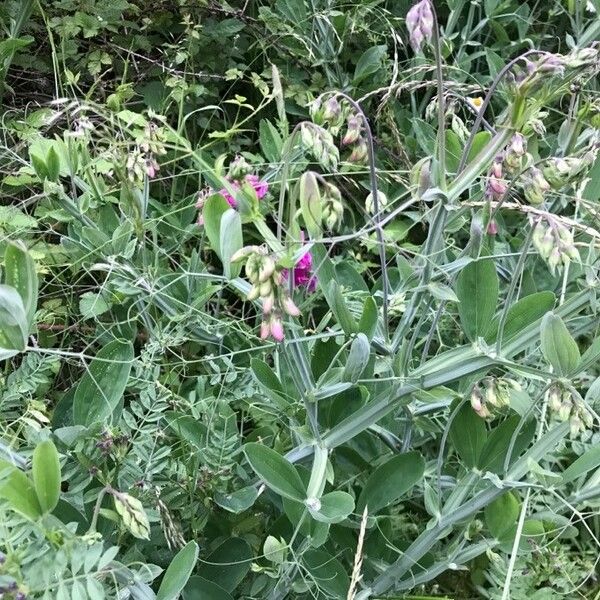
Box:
[0,460,42,520]
[357,452,425,514]
[342,333,370,384]
[4,241,38,327]
[540,312,580,375]
[244,442,306,502]
[157,541,199,600]
[456,258,498,341]
[0,284,28,355]
[309,491,354,524]
[73,340,134,426]
[32,439,61,513]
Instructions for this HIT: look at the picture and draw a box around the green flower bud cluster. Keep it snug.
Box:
[471,377,519,419]
[543,150,597,190]
[503,133,528,174]
[548,384,593,437]
[521,166,551,205]
[365,190,388,215]
[322,182,344,230]
[310,96,345,134]
[300,122,339,170]
[231,246,301,342]
[111,489,151,540]
[139,121,167,157]
[227,155,253,181]
[532,217,580,276]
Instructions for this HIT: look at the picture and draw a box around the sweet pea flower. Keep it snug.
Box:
[219,174,269,208]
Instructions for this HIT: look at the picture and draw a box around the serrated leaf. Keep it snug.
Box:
[32,439,61,513]
[244,442,306,502]
[540,312,580,375]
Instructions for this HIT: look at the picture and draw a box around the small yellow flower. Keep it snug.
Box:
[467,96,484,112]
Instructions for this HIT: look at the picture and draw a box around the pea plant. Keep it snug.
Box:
[0,0,600,599]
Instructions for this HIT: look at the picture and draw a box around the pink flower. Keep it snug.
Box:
[219,174,269,208]
[283,246,317,293]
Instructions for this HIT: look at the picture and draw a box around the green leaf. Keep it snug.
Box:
[165,411,208,451]
[562,445,600,484]
[428,282,459,303]
[449,402,487,468]
[487,291,555,343]
[79,291,111,320]
[309,491,354,523]
[456,258,498,341]
[202,193,230,258]
[220,208,243,279]
[353,45,386,84]
[259,119,283,162]
[251,358,289,408]
[357,452,425,514]
[72,340,134,426]
[32,439,61,513]
[157,541,199,600]
[444,130,462,173]
[485,492,520,539]
[214,485,258,513]
[0,460,42,520]
[358,296,378,340]
[45,146,60,182]
[184,577,233,600]
[467,131,493,163]
[478,416,535,474]
[540,312,580,375]
[303,549,349,599]
[342,333,370,384]
[4,241,38,327]
[0,284,28,357]
[199,538,252,592]
[244,442,306,502]
[328,280,358,335]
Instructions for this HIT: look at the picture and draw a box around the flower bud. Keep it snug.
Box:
[270,317,285,342]
[228,155,252,181]
[548,246,562,275]
[558,394,572,421]
[451,115,470,142]
[260,320,270,339]
[263,293,275,314]
[365,190,388,215]
[548,386,562,412]
[342,115,362,146]
[522,167,550,205]
[322,97,342,123]
[258,256,275,283]
[259,280,272,297]
[569,414,583,437]
[247,285,261,301]
[347,138,368,164]
[470,388,483,412]
[486,160,507,199]
[282,296,301,317]
[543,157,571,189]
[406,0,434,52]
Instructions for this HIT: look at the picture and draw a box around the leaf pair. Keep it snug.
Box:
[0,439,61,519]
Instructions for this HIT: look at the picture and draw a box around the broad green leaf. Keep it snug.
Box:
[32,439,61,513]
[0,460,42,520]
[251,359,287,398]
[444,130,462,173]
[428,282,460,303]
[72,340,134,426]
[309,490,354,524]
[184,577,233,600]
[449,402,487,468]
[479,416,535,473]
[259,119,283,162]
[202,193,230,258]
[157,541,199,600]
[303,549,349,599]
[199,538,252,592]
[244,442,306,502]
[357,452,425,514]
[485,492,520,539]
[4,241,38,326]
[540,312,580,375]
[46,146,60,181]
[487,291,555,343]
[214,485,258,513]
[342,333,370,383]
[220,208,243,279]
[456,258,498,341]
[467,131,493,163]
[562,445,600,484]
[0,284,28,356]
[353,45,386,84]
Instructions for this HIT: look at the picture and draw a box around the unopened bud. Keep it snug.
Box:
[270,317,284,342]
[548,386,562,412]
[470,388,483,412]
[347,138,368,164]
[365,190,388,215]
[263,293,275,314]
[228,155,251,181]
[522,167,550,205]
[282,296,301,317]
[258,256,275,282]
[247,285,261,301]
[259,280,272,297]
[406,0,434,52]
[260,320,270,339]
[342,115,362,146]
